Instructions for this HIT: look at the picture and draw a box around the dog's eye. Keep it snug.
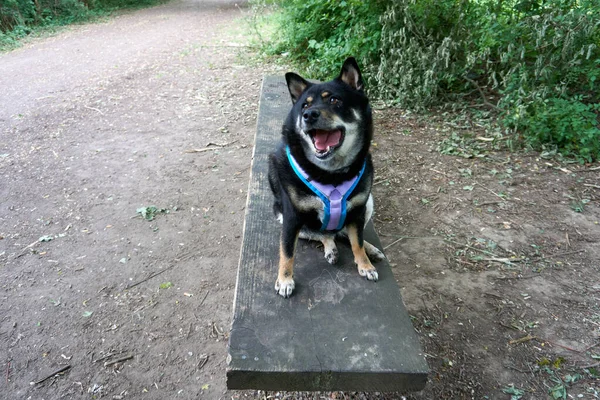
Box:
[330,97,340,105]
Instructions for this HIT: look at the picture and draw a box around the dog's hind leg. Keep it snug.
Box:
[299,229,338,265]
[363,240,385,262]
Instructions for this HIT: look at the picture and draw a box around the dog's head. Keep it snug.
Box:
[284,57,372,172]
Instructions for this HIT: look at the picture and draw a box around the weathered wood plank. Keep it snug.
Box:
[227,76,428,392]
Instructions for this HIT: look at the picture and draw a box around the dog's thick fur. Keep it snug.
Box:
[268,57,384,298]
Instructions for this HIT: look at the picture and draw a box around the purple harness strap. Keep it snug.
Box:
[286,146,366,231]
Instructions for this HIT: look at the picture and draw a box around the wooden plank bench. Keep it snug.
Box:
[226,76,428,392]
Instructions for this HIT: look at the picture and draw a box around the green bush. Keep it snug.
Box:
[264,0,386,85]
[512,98,600,162]
[267,0,600,162]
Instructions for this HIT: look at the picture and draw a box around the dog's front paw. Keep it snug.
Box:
[324,247,339,265]
[275,277,295,298]
[358,265,379,282]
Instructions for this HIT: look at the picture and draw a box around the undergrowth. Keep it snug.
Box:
[256,0,600,162]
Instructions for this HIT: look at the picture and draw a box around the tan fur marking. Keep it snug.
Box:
[277,243,294,282]
[306,96,313,104]
[321,91,330,98]
[347,225,376,274]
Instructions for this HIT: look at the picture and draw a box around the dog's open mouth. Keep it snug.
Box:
[308,129,344,158]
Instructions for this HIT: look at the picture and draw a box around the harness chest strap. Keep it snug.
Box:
[285,146,366,232]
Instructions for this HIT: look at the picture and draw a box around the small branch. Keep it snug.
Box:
[30,365,71,385]
[184,147,219,153]
[464,77,501,111]
[475,183,509,201]
[476,257,520,266]
[84,105,104,115]
[578,166,600,172]
[580,361,600,369]
[206,140,238,147]
[197,354,209,370]
[200,290,209,306]
[125,265,175,290]
[443,238,500,258]
[549,249,585,258]
[494,274,540,280]
[93,350,125,363]
[104,355,133,367]
[185,140,239,153]
[383,237,404,250]
[509,334,535,345]
[373,179,389,186]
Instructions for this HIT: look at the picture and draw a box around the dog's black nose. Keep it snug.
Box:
[302,109,320,123]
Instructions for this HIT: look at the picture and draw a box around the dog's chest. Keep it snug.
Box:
[288,187,369,227]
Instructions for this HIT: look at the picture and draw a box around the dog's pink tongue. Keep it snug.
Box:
[313,129,341,151]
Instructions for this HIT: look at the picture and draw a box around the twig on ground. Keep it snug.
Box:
[373,179,389,186]
[84,105,104,115]
[206,140,238,147]
[184,147,220,153]
[6,361,9,383]
[509,335,535,345]
[30,365,71,385]
[583,184,600,189]
[543,339,582,353]
[494,274,540,280]
[197,354,209,370]
[125,265,175,289]
[443,238,500,258]
[104,355,133,367]
[549,249,585,258]
[93,351,125,363]
[477,257,521,266]
[185,140,238,153]
[200,290,209,306]
[430,168,452,178]
[579,166,600,172]
[475,182,509,201]
[383,237,404,250]
[477,201,500,206]
[580,361,600,369]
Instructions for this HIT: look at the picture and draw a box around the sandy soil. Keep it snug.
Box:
[1,1,599,399]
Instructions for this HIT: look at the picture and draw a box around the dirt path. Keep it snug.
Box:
[0,1,266,398]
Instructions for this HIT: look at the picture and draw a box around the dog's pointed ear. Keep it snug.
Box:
[285,72,311,104]
[338,57,364,91]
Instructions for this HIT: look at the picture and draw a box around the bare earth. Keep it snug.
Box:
[1,1,599,399]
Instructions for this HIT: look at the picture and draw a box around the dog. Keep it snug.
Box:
[268,57,385,298]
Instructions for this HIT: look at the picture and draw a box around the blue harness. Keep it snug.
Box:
[286,146,366,232]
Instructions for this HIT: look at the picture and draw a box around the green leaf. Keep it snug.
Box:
[159,282,173,290]
[82,311,93,318]
[201,384,209,390]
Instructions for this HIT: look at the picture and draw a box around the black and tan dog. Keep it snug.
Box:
[268,57,385,298]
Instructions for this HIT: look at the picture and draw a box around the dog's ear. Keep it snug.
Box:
[338,57,364,91]
[285,72,311,104]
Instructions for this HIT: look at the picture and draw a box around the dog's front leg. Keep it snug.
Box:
[275,218,300,298]
[347,224,379,282]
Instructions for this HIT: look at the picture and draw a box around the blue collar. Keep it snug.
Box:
[286,146,366,231]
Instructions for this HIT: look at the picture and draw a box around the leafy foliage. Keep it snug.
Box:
[0,0,166,50]
[265,0,600,162]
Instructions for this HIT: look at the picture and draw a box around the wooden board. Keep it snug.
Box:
[226,76,428,392]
